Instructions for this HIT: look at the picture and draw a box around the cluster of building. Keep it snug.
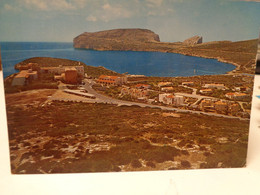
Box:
[203,83,226,90]
[225,92,249,100]
[234,86,251,92]
[157,82,172,88]
[52,65,84,84]
[11,69,38,86]
[200,99,241,114]
[97,75,127,86]
[182,81,194,86]
[158,93,184,106]
[198,83,226,95]
[12,63,84,86]
[161,86,174,92]
[120,84,151,101]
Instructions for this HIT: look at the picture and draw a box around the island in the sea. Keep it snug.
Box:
[3,29,258,174]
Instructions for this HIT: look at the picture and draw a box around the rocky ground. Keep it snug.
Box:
[6,89,249,174]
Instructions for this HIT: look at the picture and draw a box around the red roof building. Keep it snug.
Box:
[97,75,127,85]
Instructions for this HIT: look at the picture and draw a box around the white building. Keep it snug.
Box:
[159,93,184,106]
[12,69,38,86]
[158,82,172,87]
[203,83,225,90]
[41,65,84,78]
[159,93,174,105]
[174,95,184,106]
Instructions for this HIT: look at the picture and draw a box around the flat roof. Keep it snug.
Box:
[15,70,36,78]
[63,89,95,97]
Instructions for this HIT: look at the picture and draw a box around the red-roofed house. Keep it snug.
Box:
[225,92,249,100]
[97,75,127,85]
[182,81,194,86]
[135,84,151,89]
[199,89,213,94]
[159,93,184,106]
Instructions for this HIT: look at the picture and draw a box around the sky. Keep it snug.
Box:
[0,0,259,42]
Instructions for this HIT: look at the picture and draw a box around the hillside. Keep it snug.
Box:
[170,39,258,74]
[14,57,85,69]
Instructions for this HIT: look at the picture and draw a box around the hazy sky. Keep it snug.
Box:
[0,0,259,42]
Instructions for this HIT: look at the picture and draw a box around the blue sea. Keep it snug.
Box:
[0,42,235,78]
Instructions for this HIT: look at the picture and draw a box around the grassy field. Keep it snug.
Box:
[7,99,249,174]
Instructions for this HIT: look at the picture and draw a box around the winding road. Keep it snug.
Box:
[82,79,249,121]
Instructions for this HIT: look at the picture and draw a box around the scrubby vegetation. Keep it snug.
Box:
[7,100,249,174]
[84,65,121,78]
[170,39,258,74]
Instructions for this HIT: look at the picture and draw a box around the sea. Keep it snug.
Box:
[0,42,235,78]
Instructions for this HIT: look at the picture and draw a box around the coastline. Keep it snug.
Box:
[74,47,240,75]
[179,53,244,75]
[166,50,239,75]
[8,53,240,79]
[2,38,257,79]
[74,38,258,75]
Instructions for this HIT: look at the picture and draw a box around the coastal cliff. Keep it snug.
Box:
[73,29,258,74]
[73,28,160,51]
[183,35,203,45]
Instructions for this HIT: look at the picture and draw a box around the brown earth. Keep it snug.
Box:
[5,89,57,107]
[6,90,249,174]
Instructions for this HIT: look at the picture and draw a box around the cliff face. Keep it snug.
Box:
[73,28,160,50]
[183,36,203,45]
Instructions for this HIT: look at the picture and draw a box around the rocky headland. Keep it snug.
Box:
[183,35,203,45]
[73,28,161,51]
[73,28,258,74]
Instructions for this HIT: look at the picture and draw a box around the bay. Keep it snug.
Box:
[0,42,235,78]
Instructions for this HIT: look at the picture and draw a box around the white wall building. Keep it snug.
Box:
[204,83,225,90]
[159,93,184,106]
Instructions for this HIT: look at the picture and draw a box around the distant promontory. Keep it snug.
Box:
[73,28,161,51]
[73,28,258,74]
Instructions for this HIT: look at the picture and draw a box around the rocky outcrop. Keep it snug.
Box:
[183,36,203,45]
[73,28,160,50]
